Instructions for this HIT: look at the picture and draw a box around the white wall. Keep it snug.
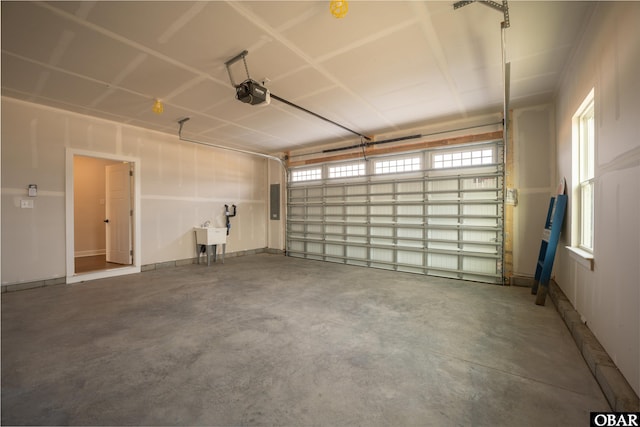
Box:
[554,2,640,395]
[1,97,280,285]
[511,104,557,277]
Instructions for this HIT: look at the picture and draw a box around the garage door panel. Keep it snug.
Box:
[398,250,423,265]
[287,141,504,284]
[346,246,367,259]
[397,205,423,215]
[326,244,344,257]
[371,248,394,262]
[346,225,367,235]
[397,239,423,248]
[398,228,422,239]
[346,206,367,215]
[428,253,458,270]
[371,237,393,246]
[371,227,393,237]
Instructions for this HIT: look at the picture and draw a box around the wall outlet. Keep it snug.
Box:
[506,188,518,206]
[20,199,34,209]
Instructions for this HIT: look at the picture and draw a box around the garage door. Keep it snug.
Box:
[287,140,504,284]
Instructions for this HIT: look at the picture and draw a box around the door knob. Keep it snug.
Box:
[104,219,110,223]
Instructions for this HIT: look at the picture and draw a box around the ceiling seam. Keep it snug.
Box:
[313,19,416,64]
[35,1,230,89]
[157,2,208,44]
[225,0,398,135]
[2,50,293,146]
[410,2,468,118]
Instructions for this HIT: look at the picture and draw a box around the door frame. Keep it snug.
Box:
[65,148,141,284]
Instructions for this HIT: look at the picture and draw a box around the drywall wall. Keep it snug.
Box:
[1,97,273,285]
[73,156,118,257]
[267,159,286,251]
[511,104,556,277]
[554,2,639,394]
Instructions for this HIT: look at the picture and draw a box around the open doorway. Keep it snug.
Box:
[73,156,133,273]
[65,149,141,284]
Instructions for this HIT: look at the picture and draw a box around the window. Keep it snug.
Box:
[291,168,321,182]
[575,89,595,252]
[374,157,421,174]
[329,163,365,178]
[433,148,493,169]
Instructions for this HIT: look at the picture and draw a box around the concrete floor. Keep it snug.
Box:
[2,254,609,426]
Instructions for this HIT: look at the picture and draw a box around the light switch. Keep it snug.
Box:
[21,199,34,209]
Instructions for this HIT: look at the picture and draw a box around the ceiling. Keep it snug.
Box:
[1,1,594,155]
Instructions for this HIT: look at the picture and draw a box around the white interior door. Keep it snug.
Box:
[105,162,132,265]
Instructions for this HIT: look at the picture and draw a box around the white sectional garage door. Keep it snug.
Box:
[287,141,504,284]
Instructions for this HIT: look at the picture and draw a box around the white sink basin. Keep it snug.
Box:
[194,227,227,245]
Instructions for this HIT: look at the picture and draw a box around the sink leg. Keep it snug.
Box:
[196,244,202,264]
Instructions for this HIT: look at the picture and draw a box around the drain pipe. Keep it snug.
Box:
[177,117,289,254]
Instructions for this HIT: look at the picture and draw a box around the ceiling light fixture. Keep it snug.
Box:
[329,0,348,18]
[152,99,164,114]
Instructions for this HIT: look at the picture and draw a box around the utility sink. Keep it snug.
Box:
[194,227,227,245]
[193,227,227,266]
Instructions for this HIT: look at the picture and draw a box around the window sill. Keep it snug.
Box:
[565,246,594,271]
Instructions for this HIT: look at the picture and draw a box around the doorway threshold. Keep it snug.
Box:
[67,266,140,284]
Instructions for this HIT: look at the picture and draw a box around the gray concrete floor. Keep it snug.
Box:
[2,254,609,426]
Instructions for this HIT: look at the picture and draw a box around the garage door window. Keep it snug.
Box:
[433,148,493,169]
[329,163,366,178]
[292,168,322,182]
[374,157,421,174]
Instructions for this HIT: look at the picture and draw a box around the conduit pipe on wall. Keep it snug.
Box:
[177,117,289,254]
[177,118,288,172]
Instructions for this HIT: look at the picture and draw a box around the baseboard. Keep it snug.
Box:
[549,279,640,411]
[1,277,66,293]
[140,248,280,271]
[74,249,106,258]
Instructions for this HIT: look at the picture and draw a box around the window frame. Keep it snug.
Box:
[430,146,495,170]
[574,89,595,253]
[291,168,322,183]
[373,156,421,175]
[328,162,366,179]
